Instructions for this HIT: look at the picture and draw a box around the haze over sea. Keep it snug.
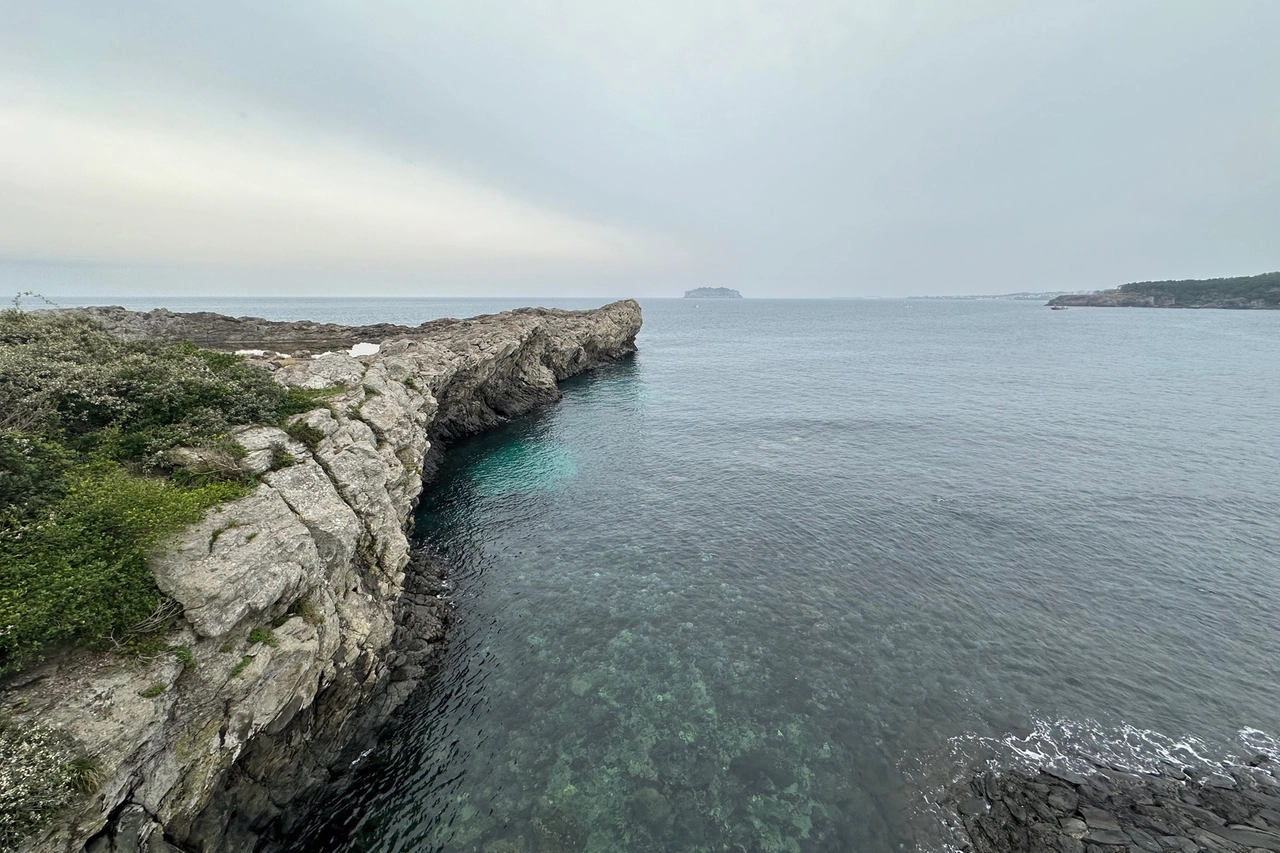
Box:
[67,296,1280,852]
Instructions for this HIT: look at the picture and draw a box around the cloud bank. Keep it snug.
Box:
[1,0,1277,296]
[0,90,678,275]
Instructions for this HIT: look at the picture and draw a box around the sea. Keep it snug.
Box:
[62,296,1280,852]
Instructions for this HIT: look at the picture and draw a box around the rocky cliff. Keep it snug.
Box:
[2,301,641,853]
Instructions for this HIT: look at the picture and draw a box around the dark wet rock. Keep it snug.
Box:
[1085,830,1130,845]
[1046,768,1090,786]
[1048,788,1080,813]
[952,763,1280,853]
[1057,837,1085,853]
[1081,807,1123,832]
[1061,819,1088,838]
[1160,835,1199,853]
[1207,826,1280,851]
[1125,826,1163,852]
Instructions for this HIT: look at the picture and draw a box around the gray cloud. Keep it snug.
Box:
[1,0,1277,297]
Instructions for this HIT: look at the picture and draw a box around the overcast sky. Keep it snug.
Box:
[1,0,1277,298]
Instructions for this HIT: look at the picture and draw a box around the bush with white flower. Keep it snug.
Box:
[0,717,100,847]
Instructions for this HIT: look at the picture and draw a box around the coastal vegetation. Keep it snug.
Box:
[0,309,305,673]
[0,717,101,846]
[1048,271,1280,308]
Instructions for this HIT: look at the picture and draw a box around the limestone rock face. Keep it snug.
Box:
[3,300,641,853]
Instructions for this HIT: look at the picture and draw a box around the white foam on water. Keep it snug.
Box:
[349,342,380,357]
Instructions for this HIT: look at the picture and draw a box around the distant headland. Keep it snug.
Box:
[908,291,1073,301]
[684,287,743,299]
[1048,272,1280,309]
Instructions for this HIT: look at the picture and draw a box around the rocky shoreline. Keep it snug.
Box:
[2,300,641,852]
[1046,272,1280,309]
[949,760,1280,853]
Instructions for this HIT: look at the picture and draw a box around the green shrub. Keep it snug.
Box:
[276,386,337,419]
[0,311,286,469]
[247,627,278,648]
[268,445,296,471]
[138,683,167,698]
[283,419,326,450]
[0,432,73,518]
[171,645,196,670]
[0,466,246,672]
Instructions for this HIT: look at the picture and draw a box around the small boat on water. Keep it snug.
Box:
[1050,305,1068,310]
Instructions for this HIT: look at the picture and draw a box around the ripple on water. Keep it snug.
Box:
[284,298,1280,853]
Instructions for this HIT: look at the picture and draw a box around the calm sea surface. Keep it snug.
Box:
[71,297,1280,851]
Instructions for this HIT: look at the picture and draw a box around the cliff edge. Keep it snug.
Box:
[2,300,641,853]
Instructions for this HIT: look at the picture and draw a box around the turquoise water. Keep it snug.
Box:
[76,297,1280,851]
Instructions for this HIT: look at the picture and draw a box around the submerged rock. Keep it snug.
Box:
[625,787,674,832]
[532,808,587,853]
[729,749,797,791]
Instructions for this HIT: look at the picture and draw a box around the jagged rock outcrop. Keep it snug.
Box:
[950,760,1280,853]
[1,301,641,853]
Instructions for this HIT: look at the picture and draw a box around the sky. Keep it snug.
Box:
[1,0,1277,298]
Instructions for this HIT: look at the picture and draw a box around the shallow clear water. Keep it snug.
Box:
[80,297,1280,851]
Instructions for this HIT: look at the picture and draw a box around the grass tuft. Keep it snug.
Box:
[290,596,324,627]
[171,645,196,670]
[66,755,105,795]
[247,627,278,648]
[228,655,253,678]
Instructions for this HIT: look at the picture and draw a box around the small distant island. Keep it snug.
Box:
[684,287,743,299]
[1048,272,1280,309]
